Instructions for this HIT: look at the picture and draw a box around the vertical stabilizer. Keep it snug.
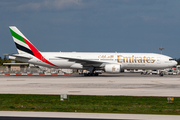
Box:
[9,26,37,56]
[9,26,57,67]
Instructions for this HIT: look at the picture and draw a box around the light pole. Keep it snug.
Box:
[159,47,164,54]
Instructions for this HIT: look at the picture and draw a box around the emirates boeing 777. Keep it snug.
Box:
[6,26,177,76]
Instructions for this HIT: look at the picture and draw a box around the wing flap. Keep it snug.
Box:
[56,56,105,66]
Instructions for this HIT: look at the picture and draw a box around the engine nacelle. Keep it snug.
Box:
[104,64,121,73]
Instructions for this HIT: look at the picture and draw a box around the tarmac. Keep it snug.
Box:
[0,73,180,120]
[0,73,180,96]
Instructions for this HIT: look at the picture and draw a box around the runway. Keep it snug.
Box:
[1,73,180,120]
[0,111,180,120]
[0,73,180,96]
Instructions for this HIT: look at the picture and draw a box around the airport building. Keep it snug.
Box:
[1,63,73,75]
[3,63,28,72]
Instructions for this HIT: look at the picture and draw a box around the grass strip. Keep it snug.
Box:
[0,94,180,115]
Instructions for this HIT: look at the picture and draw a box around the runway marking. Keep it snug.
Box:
[68,91,81,93]
[151,80,165,84]
[108,80,115,83]
[6,80,25,81]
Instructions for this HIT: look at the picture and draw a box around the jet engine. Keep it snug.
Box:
[104,64,121,73]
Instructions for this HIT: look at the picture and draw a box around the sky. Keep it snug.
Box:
[0,0,180,58]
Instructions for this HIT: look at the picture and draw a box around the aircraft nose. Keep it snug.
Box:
[174,61,178,66]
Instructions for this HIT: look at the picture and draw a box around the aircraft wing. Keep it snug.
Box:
[56,56,106,66]
[4,54,33,59]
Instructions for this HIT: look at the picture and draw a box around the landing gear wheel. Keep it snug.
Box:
[94,73,99,76]
[159,72,164,76]
[83,73,99,76]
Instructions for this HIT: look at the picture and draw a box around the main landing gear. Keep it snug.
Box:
[81,67,100,76]
[78,67,101,76]
[84,73,99,76]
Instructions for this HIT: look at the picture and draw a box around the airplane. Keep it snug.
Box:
[5,26,177,76]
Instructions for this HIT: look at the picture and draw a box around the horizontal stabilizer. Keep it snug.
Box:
[4,54,33,59]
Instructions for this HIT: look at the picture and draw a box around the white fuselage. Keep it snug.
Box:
[12,52,177,70]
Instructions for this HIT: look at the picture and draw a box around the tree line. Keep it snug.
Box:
[175,58,180,65]
[0,56,22,66]
[0,56,12,66]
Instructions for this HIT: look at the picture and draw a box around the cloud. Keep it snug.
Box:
[16,0,85,11]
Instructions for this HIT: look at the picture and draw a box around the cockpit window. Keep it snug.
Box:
[169,59,175,61]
